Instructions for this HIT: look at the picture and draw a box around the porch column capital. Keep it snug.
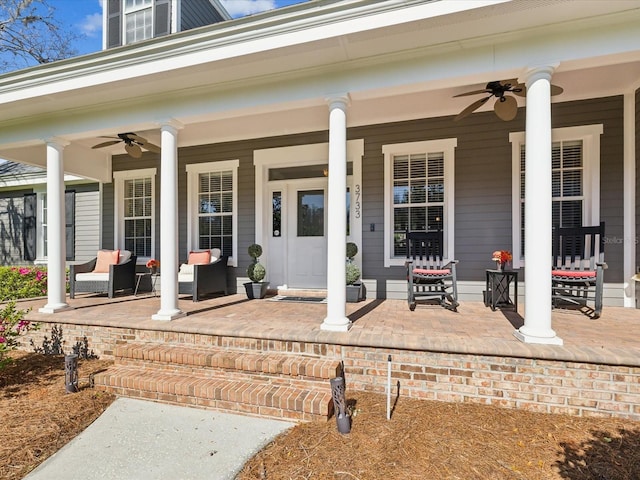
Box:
[158,119,184,133]
[523,64,558,84]
[45,137,70,149]
[326,93,350,111]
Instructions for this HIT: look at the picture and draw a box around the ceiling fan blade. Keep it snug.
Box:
[494,95,518,121]
[127,133,148,144]
[551,84,564,96]
[453,89,490,98]
[454,96,491,121]
[141,142,161,153]
[125,143,143,158]
[512,83,527,97]
[92,140,121,149]
[498,78,519,88]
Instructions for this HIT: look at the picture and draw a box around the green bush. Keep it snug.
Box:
[0,266,48,301]
[346,242,358,260]
[247,244,266,282]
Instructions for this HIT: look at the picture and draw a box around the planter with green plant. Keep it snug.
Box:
[346,242,365,303]
[244,243,269,299]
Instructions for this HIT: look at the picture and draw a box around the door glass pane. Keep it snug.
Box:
[297,190,324,237]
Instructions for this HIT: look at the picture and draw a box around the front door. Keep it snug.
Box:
[287,181,327,288]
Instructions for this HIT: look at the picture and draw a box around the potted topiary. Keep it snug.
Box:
[346,242,365,303]
[244,243,269,299]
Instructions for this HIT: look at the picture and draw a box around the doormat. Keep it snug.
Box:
[270,295,327,304]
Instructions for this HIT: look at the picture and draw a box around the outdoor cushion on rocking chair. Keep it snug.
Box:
[178,248,229,302]
[405,230,459,311]
[551,222,607,319]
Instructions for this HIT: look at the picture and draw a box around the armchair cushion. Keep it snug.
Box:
[413,268,451,276]
[188,250,210,265]
[94,249,120,273]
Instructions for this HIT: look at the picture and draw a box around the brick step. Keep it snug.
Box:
[93,366,333,421]
[114,343,341,382]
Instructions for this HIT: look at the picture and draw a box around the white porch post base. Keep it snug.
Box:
[39,303,72,314]
[513,326,563,345]
[321,315,352,332]
[151,309,186,321]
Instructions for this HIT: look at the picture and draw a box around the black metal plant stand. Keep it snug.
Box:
[485,269,518,311]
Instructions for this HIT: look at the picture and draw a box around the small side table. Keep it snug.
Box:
[485,269,518,311]
[134,272,158,296]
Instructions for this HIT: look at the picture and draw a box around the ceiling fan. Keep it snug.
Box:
[453,79,563,122]
[91,132,160,158]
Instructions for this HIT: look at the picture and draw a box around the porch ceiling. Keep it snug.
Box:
[0,0,637,181]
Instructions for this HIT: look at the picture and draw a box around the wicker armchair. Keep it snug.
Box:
[178,249,229,302]
[70,250,137,299]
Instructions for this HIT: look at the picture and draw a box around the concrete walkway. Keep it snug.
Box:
[24,398,295,480]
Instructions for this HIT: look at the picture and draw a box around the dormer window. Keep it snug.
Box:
[125,0,154,44]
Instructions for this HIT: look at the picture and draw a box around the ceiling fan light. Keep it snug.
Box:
[494,96,518,121]
[125,143,142,158]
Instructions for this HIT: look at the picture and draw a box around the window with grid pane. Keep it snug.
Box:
[392,152,444,257]
[123,177,152,257]
[125,0,152,43]
[197,171,233,257]
[519,140,583,253]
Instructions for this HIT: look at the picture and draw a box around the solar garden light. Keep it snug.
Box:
[65,354,79,393]
[330,376,351,434]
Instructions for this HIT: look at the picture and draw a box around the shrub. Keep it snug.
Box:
[0,266,48,301]
[346,242,358,260]
[247,244,266,282]
[346,262,361,285]
[0,301,37,369]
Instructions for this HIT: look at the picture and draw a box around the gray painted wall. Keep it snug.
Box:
[106,97,625,298]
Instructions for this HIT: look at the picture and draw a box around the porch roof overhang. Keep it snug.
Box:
[0,0,638,182]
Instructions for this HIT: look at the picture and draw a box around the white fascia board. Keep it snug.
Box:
[0,1,521,103]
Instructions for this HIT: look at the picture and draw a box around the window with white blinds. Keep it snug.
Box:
[383,138,457,267]
[197,171,233,257]
[114,168,156,261]
[186,160,239,265]
[392,152,445,257]
[123,177,152,257]
[510,124,602,267]
[518,140,584,253]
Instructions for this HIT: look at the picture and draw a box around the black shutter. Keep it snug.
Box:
[107,0,122,48]
[154,0,171,37]
[23,193,36,261]
[65,191,75,261]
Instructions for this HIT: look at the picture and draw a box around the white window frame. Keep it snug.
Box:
[186,160,239,267]
[383,138,457,267]
[510,124,603,269]
[113,168,157,263]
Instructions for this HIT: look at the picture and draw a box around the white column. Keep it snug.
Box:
[623,92,636,307]
[514,66,563,345]
[152,122,185,321]
[39,139,71,313]
[321,95,351,332]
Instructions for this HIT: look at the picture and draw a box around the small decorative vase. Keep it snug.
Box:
[150,266,157,275]
[496,261,503,271]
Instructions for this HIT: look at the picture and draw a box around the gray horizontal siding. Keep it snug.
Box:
[181,0,226,31]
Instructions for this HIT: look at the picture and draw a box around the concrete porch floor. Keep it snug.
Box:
[19,293,640,367]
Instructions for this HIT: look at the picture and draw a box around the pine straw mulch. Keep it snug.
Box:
[239,390,640,480]
[0,351,115,480]
[2,351,640,480]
